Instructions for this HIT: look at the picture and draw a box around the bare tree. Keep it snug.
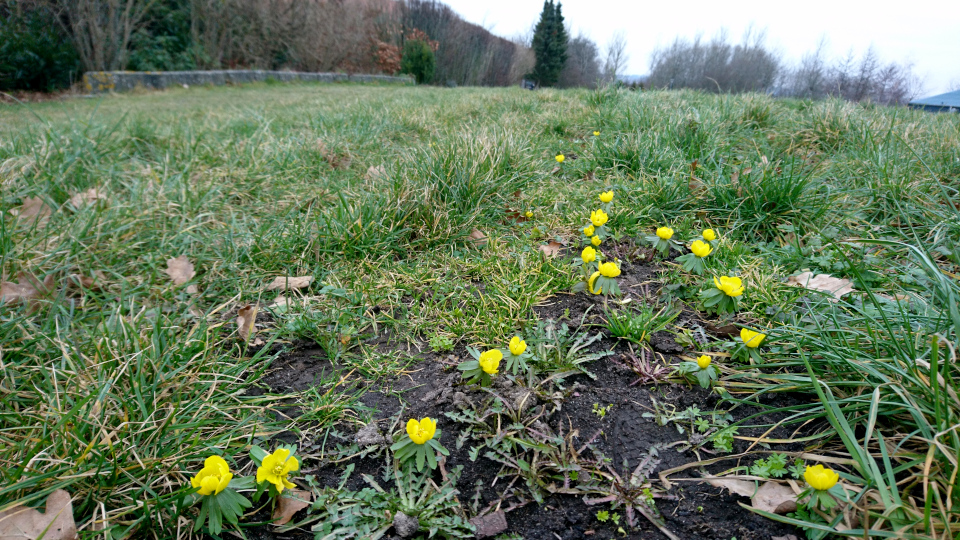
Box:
[602,31,629,84]
[558,31,601,88]
[56,0,157,71]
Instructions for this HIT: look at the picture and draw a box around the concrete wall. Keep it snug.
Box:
[83,70,413,93]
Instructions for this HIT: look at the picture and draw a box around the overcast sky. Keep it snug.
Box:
[443,0,959,96]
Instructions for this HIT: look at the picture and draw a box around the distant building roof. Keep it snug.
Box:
[909,90,960,109]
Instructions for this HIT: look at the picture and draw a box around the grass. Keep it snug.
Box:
[1,81,959,537]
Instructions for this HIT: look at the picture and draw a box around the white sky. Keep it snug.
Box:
[443,0,960,95]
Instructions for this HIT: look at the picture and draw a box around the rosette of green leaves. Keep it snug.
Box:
[699,284,741,314]
[676,360,719,388]
[390,427,449,473]
[675,252,707,274]
[191,476,253,535]
[457,347,494,386]
[501,346,533,376]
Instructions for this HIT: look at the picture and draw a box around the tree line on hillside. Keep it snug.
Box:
[647,29,923,105]
[0,0,537,91]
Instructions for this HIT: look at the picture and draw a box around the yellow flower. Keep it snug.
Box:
[599,191,614,203]
[740,328,766,348]
[656,227,674,240]
[509,336,527,356]
[702,229,717,241]
[525,211,533,218]
[804,464,839,491]
[256,448,299,493]
[599,261,621,278]
[191,455,232,496]
[406,417,437,445]
[583,224,595,237]
[593,130,600,137]
[591,235,601,246]
[590,209,609,227]
[690,240,712,258]
[696,355,712,369]
[714,276,744,297]
[581,246,597,263]
[587,271,602,294]
[478,349,503,375]
[555,153,565,163]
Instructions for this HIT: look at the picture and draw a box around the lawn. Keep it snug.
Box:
[1,82,959,539]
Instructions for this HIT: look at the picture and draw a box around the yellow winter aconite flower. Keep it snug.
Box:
[590,209,609,227]
[478,349,503,374]
[256,448,299,492]
[599,261,621,278]
[804,464,839,491]
[656,227,674,240]
[591,235,601,246]
[191,455,232,496]
[583,224,595,237]
[714,276,744,297]
[555,153,565,163]
[702,229,717,241]
[697,355,712,369]
[581,246,597,263]
[690,240,712,258]
[509,336,527,356]
[593,130,600,136]
[525,211,533,218]
[740,328,766,348]
[406,417,437,445]
[599,191,614,203]
[588,271,602,294]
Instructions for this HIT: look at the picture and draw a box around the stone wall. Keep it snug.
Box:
[83,70,413,93]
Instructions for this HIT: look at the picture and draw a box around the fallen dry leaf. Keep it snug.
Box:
[469,229,487,247]
[1,273,56,306]
[364,165,386,181]
[469,510,507,539]
[68,188,107,208]
[164,256,197,293]
[772,535,800,540]
[0,488,78,540]
[538,241,563,257]
[706,477,756,497]
[751,481,797,514]
[272,489,311,526]
[787,271,855,302]
[237,304,258,342]
[14,197,52,226]
[264,276,313,292]
[707,478,797,514]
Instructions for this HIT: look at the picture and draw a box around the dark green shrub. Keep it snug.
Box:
[0,1,79,91]
[400,39,435,85]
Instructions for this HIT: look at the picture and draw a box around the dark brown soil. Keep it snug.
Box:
[242,243,809,540]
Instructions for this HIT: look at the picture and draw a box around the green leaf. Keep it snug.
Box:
[249,445,269,465]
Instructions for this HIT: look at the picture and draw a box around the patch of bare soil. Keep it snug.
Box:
[244,242,808,540]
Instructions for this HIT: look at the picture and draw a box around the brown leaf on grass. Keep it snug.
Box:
[505,208,529,223]
[469,229,487,247]
[68,188,107,208]
[704,322,740,337]
[272,489,311,526]
[752,481,798,514]
[237,304,258,342]
[364,165,386,181]
[1,273,56,306]
[787,271,855,301]
[264,276,313,292]
[317,140,351,169]
[13,197,52,225]
[164,256,197,293]
[0,488,78,539]
[538,241,563,257]
[64,271,106,293]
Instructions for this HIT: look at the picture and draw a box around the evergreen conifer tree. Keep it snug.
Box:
[528,1,569,87]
